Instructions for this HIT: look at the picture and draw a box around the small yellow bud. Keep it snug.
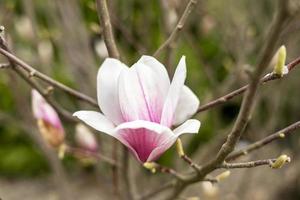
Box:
[143,162,158,173]
[176,139,185,157]
[273,45,288,76]
[270,154,291,169]
[215,170,231,182]
[58,144,66,159]
[202,182,219,197]
[279,133,285,138]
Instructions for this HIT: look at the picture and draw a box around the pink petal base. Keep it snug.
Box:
[118,128,174,163]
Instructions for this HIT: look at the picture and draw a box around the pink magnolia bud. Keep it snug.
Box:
[31,90,65,147]
[75,124,98,152]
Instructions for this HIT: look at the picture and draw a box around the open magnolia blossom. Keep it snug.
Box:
[73,55,201,163]
[32,90,65,147]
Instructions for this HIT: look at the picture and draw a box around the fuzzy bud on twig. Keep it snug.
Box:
[270,154,291,169]
[143,162,158,173]
[215,170,231,182]
[273,45,288,76]
[176,138,185,157]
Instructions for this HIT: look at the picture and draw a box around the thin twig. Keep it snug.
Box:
[0,47,98,107]
[227,120,300,160]
[96,0,120,59]
[13,67,76,122]
[95,1,121,198]
[162,1,291,199]
[65,145,118,166]
[180,154,201,172]
[154,164,185,180]
[136,181,175,200]
[0,34,75,122]
[196,55,300,114]
[219,159,276,169]
[121,148,134,200]
[153,0,198,57]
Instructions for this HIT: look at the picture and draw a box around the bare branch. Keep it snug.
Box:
[180,154,201,172]
[137,182,175,200]
[96,0,120,59]
[0,47,98,107]
[227,120,300,160]
[153,0,198,57]
[162,1,291,199]
[95,1,121,198]
[65,145,118,166]
[121,148,135,200]
[219,159,275,169]
[0,34,75,122]
[196,55,300,114]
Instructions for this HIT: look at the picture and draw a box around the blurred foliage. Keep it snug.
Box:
[0,125,48,177]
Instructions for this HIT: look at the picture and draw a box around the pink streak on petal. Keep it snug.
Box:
[114,120,175,163]
[147,136,177,162]
[118,128,162,162]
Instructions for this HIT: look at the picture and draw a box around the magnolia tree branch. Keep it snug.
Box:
[96,0,120,59]
[144,1,292,199]
[95,1,124,199]
[13,67,76,122]
[196,55,300,114]
[0,47,98,107]
[0,34,76,122]
[153,0,198,57]
[227,120,300,161]
[65,145,118,166]
[219,159,276,169]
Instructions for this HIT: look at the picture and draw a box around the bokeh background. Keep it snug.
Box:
[1,0,300,199]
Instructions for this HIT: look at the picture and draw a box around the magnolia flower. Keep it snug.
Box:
[74,55,201,163]
[75,123,98,152]
[32,90,65,147]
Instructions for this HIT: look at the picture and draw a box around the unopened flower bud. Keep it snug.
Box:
[58,144,66,159]
[75,123,98,152]
[273,45,288,76]
[270,154,291,169]
[279,133,285,138]
[202,182,219,197]
[32,90,65,148]
[176,138,185,157]
[215,170,231,182]
[143,162,158,173]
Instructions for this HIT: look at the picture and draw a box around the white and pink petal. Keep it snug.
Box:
[97,58,128,125]
[114,120,175,163]
[172,86,200,125]
[73,111,115,135]
[160,56,187,127]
